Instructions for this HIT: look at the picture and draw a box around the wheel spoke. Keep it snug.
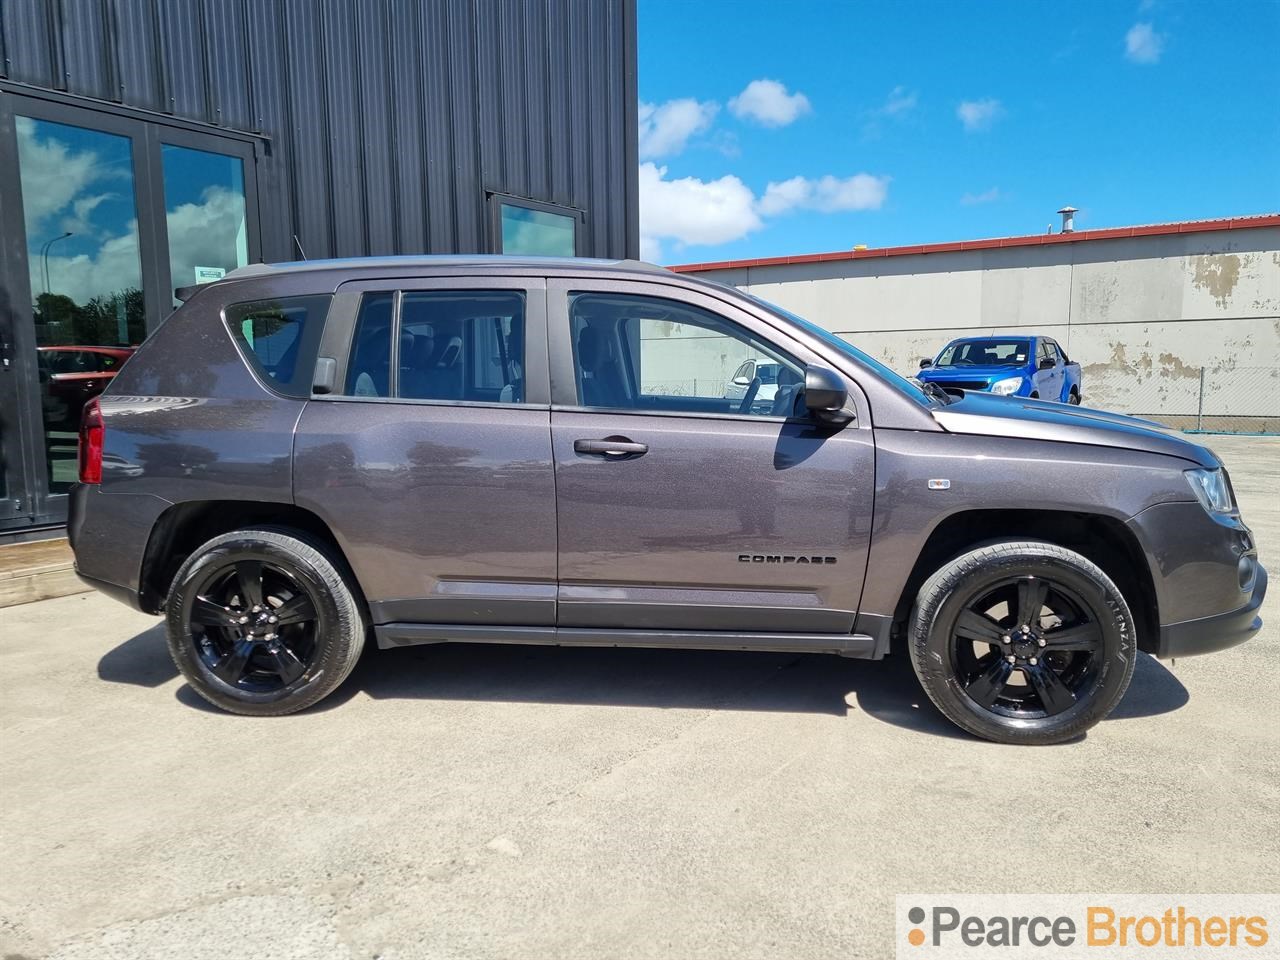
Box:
[965,657,1014,708]
[273,592,317,626]
[266,644,307,684]
[1025,662,1076,715]
[236,560,265,609]
[191,596,237,628]
[956,609,1005,644]
[212,638,256,685]
[1016,578,1048,628]
[1042,621,1103,652]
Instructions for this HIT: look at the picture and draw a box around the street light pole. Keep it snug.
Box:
[40,232,73,295]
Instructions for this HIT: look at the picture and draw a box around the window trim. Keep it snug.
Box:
[487,192,585,257]
[322,276,551,407]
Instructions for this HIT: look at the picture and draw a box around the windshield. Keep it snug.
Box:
[935,338,1029,367]
[747,295,935,407]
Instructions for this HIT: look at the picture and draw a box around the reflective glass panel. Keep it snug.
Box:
[162,144,248,306]
[16,117,144,492]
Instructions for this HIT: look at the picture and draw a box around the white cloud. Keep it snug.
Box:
[638,98,719,159]
[728,79,811,127]
[957,98,1003,132]
[758,174,890,216]
[15,116,105,229]
[1125,22,1165,64]
[639,163,891,262]
[960,187,1001,206]
[880,86,918,117]
[638,162,762,261]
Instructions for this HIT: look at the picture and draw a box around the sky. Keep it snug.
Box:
[637,0,1280,265]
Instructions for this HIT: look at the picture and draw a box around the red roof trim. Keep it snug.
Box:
[667,213,1280,273]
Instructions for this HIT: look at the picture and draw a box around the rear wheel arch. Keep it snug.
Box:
[139,500,357,614]
[891,509,1159,654]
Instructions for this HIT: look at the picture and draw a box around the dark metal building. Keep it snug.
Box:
[0,0,639,535]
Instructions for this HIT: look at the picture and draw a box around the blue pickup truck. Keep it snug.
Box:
[916,335,1082,403]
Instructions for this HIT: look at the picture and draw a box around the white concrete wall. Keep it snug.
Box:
[685,227,1280,420]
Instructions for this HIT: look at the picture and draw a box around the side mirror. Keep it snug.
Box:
[1038,356,1055,370]
[732,375,751,386]
[919,358,933,368]
[803,365,851,423]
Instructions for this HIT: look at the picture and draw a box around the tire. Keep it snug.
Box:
[1029,392,1039,399]
[1068,389,1081,405]
[908,540,1135,745]
[165,527,367,716]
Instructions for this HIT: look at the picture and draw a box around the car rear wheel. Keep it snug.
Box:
[165,527,367,716]
[1068,389,1081,405]
[908,540,1135,745]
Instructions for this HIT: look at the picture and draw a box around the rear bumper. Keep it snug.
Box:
[1156,563,1266,659]
[75,569,145,612]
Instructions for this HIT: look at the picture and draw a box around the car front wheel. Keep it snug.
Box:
[908,540,1136,745]
[165,527,367,716]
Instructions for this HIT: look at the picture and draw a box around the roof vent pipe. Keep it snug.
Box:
[1057,206,1078,233]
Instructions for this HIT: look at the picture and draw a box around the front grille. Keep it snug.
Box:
[932,380,991,392]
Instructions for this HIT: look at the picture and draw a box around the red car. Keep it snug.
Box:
[38,345,136,429]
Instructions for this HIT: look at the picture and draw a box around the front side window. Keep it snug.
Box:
[568,293,802,417]
[342,291,526,404]
[226,295,331,398]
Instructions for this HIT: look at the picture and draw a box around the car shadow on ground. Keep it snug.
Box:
[99,625,1189,741]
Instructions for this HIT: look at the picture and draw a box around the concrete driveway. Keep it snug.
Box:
[3,436,1277,959]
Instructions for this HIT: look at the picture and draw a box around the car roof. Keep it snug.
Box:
[222,255,669,281]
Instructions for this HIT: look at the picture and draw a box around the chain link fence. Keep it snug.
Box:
[1083,365,1280,435]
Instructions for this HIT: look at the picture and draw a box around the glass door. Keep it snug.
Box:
[0,92,260,531]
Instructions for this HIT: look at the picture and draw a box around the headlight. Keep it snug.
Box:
[1185,468,1234,514]
[990,376,1023,396]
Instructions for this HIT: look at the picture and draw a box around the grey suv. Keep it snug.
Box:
[69,257,1266,744]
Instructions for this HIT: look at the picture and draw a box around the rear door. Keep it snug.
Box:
[294,275,557,627]
[546,277,875,633]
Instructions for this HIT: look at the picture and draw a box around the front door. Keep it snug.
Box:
[547,279,875,633]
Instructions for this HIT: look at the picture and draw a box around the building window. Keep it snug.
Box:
[15,116,147,492]
[493,195,579,257]
[161,144,249,307]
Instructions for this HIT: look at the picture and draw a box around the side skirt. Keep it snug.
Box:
[374,623,880,659]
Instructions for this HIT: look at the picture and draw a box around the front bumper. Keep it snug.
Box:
[1156,563,1266,659]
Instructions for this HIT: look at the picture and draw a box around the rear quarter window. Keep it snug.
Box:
[226,295,331,398]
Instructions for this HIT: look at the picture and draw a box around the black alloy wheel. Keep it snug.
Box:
[909,540,1136,745]
[165,527,367,716]
[950,575,1103,719]
[188,557,320,692]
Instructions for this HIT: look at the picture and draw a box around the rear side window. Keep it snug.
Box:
[342,290,526,404]
[226,295,331,397]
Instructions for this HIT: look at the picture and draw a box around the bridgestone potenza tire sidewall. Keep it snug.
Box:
[909,541,1136,745]
[165,528,367,716]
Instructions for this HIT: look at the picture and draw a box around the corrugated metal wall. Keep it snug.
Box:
[0,0,639,261]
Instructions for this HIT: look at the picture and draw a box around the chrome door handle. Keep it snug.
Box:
[574,437,648,458]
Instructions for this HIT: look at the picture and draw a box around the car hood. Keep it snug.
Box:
[932,391,1219,466]
[918,365,1025,380]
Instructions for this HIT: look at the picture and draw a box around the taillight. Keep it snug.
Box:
[78,397,104,484]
